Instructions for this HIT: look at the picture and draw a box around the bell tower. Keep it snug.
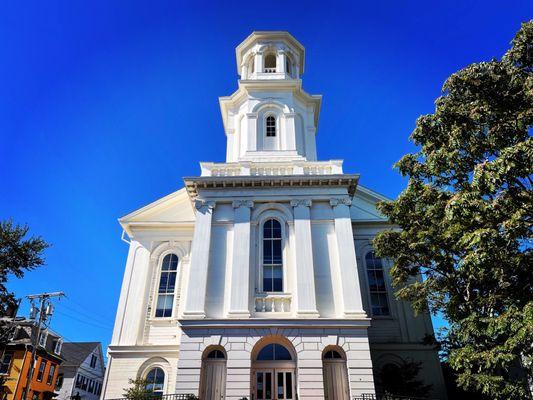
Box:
[218,31,323,164]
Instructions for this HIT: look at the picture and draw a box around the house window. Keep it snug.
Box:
[46,364,55,385]
[38,331,47,347]
[264,53,276,72]
[266,115,276,137]
[36,360,46,381]
[365,251,390,316]
[155,254,179,318]
[32,391,40,400]
[262,219,283,292]
[88,379,95,393]
[56,374,64,390]
[90,354,97,368]
[0,352,13,374]
[53,339,62,355]
[145,367,165,394]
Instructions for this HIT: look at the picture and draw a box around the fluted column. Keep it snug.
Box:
[330,198,366,318]
[291,199,319,317]
[228,200,254,318]
[182,199,216,319]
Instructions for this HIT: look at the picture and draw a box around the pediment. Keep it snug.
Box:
[350,185,391,222]
[119,188,195,235]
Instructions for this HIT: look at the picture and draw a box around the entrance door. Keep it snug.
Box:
[201,360,226,400]
[254,369,295,400]
[323,360,350,400]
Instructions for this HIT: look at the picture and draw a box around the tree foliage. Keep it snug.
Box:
[373,21,533,399]
[379,360,433,398]
[0,219,49,316]
[122,378,153,399]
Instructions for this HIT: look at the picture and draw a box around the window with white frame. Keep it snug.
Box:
[38,331,47,347]
[365,251,390,316]
[265,115,276,137]
[53,338,62,355]
[145,367,165,394]
[155,254,179,317]
[262,219,283,292]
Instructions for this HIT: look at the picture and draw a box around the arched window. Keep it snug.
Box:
[266,115,276,137]
[155,254,179,317]
[365,251,390,316]
[257,344,292,361]
[264,53,276,72]
[285,58,291,75]
[206,349,226,359]
[323,350,343,359]
[262,219,283,292]
[145,367,164,394]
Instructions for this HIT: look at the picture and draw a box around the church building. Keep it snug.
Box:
[102,31,446,400]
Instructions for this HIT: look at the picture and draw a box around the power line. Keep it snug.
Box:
[54,310,112,331]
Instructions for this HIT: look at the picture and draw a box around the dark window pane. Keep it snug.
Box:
[273,266,283,292]
[265,372,272,398]
[257,344,274,360]
[263,266,273,292]
[263,241,272,263]
[257,372,263,398]
[286,373,292,398]
[278,372,284,398]
[273,344,292,360]
[272,240,282,264]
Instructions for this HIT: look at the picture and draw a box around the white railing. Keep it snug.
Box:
[254,293,292,314]
[250,166,294,176]
[200,161,343,177]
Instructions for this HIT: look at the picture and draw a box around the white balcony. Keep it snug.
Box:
[254,293,292,316]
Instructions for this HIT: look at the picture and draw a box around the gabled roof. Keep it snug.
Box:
[61,342,100,367]
[351,185,392,223]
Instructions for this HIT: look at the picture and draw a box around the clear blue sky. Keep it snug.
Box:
[1,1,531,357]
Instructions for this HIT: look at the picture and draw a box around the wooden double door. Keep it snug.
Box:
[253,369,296,400]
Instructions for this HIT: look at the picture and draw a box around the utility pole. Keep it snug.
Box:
[24,291,64,400]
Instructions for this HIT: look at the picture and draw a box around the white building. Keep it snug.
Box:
[102,31,446,400]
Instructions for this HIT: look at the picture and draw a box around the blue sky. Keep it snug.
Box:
[1,1,531,357]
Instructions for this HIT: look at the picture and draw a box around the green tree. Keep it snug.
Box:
[378,360,433,398]
[0,219,49,316]
[373,21,533,400]
[122,378,152,399]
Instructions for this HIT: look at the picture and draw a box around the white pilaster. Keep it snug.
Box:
[290,199,319,317]
[284,112,297,151]
[330,198,366,318]
[182,199,216,319]
[228,200,254,318]
[246,113,258,152]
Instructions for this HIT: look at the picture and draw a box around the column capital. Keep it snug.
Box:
[330,198,352,207]
[290,199,312,208]
[232,200,254,209]
[195,199,216,211]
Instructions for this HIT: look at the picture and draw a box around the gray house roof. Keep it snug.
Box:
[61,342,100,367]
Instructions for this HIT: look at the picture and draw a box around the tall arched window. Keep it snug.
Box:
[285,58,291,75]
[365,251,390,316]
[263,219,283,292]
[266,115,276,137]
[155,254,179,317]
[264,53,276,72]
[145,367,164,394]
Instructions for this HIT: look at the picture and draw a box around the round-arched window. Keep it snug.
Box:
[266,115,276,137]
[206,349,226,359]
[156,254,179,318]
[145,367,164,394]
[262,219,283,292]
[323,350,343,359]
[257,344,292,361]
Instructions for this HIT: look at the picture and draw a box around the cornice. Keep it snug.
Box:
[183,174,359,203]
[178,318,371,329]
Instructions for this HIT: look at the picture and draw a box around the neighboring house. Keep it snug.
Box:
[102,31,447,400]
[56,342,104,400]
[0,318,63,400]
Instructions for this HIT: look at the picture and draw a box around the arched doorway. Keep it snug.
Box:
[322,348,350,400]
[252,340,296,400]
[200,348,227,400]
